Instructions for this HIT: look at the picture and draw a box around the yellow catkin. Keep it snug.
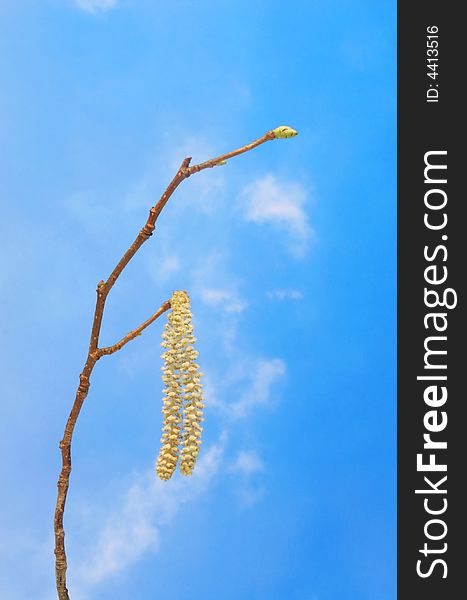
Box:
[156,290,204,480]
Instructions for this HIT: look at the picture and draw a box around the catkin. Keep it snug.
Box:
[156,291,204,480]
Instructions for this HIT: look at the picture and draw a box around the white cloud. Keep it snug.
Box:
[241,174,312,258]
[200,287,247,313]
[232,358,286,418]
[158,254,180,279]
[231,450,264,476]
[206,357,286,419]
[74,0,117,13]
[266,289,304,301]
[145,253,180,283]
[78,435,226,587]
[230,451,265,510]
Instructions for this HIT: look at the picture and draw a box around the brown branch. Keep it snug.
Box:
[98,300,171,357]
[53,128,284,600]
[188,130,275,174]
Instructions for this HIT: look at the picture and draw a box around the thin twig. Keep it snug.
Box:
[98,301,171,357]
[188,131,275,174]
[53,129,281,599]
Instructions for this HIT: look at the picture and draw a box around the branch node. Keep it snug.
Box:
[141,222,155,239]
[77,375,90,395]
[180,157,192,178]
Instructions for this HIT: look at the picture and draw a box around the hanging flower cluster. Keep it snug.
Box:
[156,290,204,481]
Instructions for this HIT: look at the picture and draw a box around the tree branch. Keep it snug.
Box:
[53,127,287,600]
[98,300,171,357]
[188,130,275,174]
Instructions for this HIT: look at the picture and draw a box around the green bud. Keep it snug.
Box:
[272,125,298,139]
[215,160,227,166]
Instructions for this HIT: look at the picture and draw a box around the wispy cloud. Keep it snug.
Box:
[233,358,286,418]
[230,451,266,509]
[206,357,286,419]
[240,174,312,258]
[266,289,304,301]
[230,450,264,476]
[200,287,248,313]
[73,0,117,13]
[78,435,226,588]
[145,253,180,284]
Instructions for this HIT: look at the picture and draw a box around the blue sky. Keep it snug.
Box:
[0,1,396,599]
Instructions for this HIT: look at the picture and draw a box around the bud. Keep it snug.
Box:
[272,125,298,139]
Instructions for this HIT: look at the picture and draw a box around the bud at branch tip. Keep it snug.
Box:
[272,125,298,139]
